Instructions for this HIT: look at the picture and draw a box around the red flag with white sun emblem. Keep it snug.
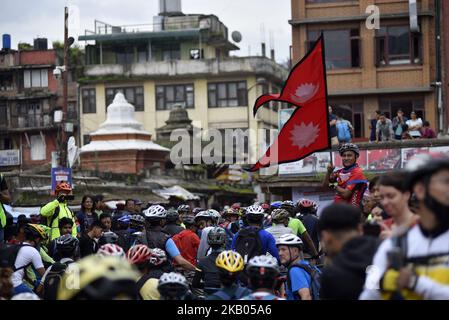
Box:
[250,34,330,172]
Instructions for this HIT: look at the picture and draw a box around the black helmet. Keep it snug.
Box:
[98,231,119,246]
[166,208,179,223]
[55,234,79,257]
[192,207,203,215]
[338,143,360,156]
[207,227,226,246]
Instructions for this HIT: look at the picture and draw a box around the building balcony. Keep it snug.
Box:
[81,57,288,82]
[8,114,56,131]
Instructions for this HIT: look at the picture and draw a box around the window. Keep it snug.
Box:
[0,73,13,91]
[116,46,135,64]
[0,104,7,126]
[105,87,144,111]
[83,134,91,146]
[208,81,248,108]
[330,101,364,138]
[137,44,148,63]
[156,84,194,110]
[308,29,360,69]
[379,97,425,121]
[24,69,48,88]
[271,86,280,112]
[162,44,180,61]
[376,25,421,66]
[17,101,42,128]
[82,89,96,114]
[30,135,45,161]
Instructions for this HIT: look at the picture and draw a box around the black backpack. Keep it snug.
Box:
[43,261,72,300]
[145,228,171,250]
[0,243,32,271]
[234,227,263,264]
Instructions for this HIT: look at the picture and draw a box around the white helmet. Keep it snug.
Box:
[246,205,265,215]
[97,243,126,258]
[207,209,221,220]
[158,272,189,288]
[11,292,41,300]
[276,234,303,247]
[143,205,167,219]
[194,210,213,222]
[247,255,280,273]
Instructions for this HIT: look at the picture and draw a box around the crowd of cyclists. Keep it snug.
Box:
[0,143,448,300]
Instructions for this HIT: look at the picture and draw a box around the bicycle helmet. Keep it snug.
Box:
[245,205,265,215]
[55,182,72,194]
[57,255,139,300]
[276,234,303,248]
[157,272,189,300]
[11,292,41,300]
[148,248,167,267]
[129,214,145,228]
[192,207,204,215]
[271,209,290,223]
[297,198,318,214]
[404,154,449,191]
[207,209,221,223]
[97,243,126,258]
[24,223,48,241]
[215,250,244,273]
[143,205,167,220]
[165,208,179,223]
[222,208,239,217]
[270,201,282,209]
[338,143,360,156]
[117,214,130,224]
[98,231,119,246]
[177,204,191,214]
[207,227,227,246]
[246,255,280,275]
[231,203,241,210]
[55,234,79,257]
[194,210,212,222]
[126,244,152,265]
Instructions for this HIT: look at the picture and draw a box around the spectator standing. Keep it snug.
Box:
[369,110,381,142]
[421,121,436,139]
[376,114,394,142]
[405,111,423,138]
[336,112,354,144]
[328,106,339,146]
[392,109,408,140]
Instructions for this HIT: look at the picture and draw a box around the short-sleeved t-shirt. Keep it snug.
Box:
[286,260,312,301]
[11,243,44,287]
[333,164,367,207]
[288,218,307,236]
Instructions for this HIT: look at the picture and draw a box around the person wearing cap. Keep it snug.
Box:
[40,182,77,241]
[323,143,368,208]
[360,155,449,300]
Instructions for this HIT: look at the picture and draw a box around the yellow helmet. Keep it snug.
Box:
[57,255,139,300]
[26,224,49,241]
[215,250,244,273]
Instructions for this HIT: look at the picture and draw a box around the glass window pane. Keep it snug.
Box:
[24,70,31,88]
[218,84,227,99]
[208,91,216,107]
[218,100,227,107]
[186,92,194,107]
[228,83,237,98]
[125,88,135,103]
[228,99,238,107]
[40,70,48,87]
[175,85,185,101]
[166,86,174,102]
[32,70,41,87]
[324,30,351,69]
[388,26,410,56]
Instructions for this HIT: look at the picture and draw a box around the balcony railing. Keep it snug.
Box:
[10,114,54,129]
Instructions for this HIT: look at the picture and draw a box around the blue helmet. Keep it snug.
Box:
[270,201,282,209]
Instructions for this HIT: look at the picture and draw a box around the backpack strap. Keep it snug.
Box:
[287,262,314,299]
[13,244,33,272]
[48,206,60,230]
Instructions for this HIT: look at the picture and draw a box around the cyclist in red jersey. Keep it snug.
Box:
[323,143,368,208]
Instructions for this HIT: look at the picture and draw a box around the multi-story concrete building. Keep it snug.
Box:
[0,37,78,170]
[77,2,288,165]
[290,0,442,139]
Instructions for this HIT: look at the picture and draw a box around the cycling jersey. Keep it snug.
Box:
[333,164,367,207]
[360,224,449,300]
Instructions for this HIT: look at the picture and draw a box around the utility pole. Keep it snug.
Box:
[60,6,69,167]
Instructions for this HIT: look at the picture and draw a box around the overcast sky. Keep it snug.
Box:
[1,0,292,63]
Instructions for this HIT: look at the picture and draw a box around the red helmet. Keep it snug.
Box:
[231,203,241,210]
[297,199,318,213]
[126,244,152,265]
[261,203,270,210]
[97,243,125,258]
[55,182,72,194]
